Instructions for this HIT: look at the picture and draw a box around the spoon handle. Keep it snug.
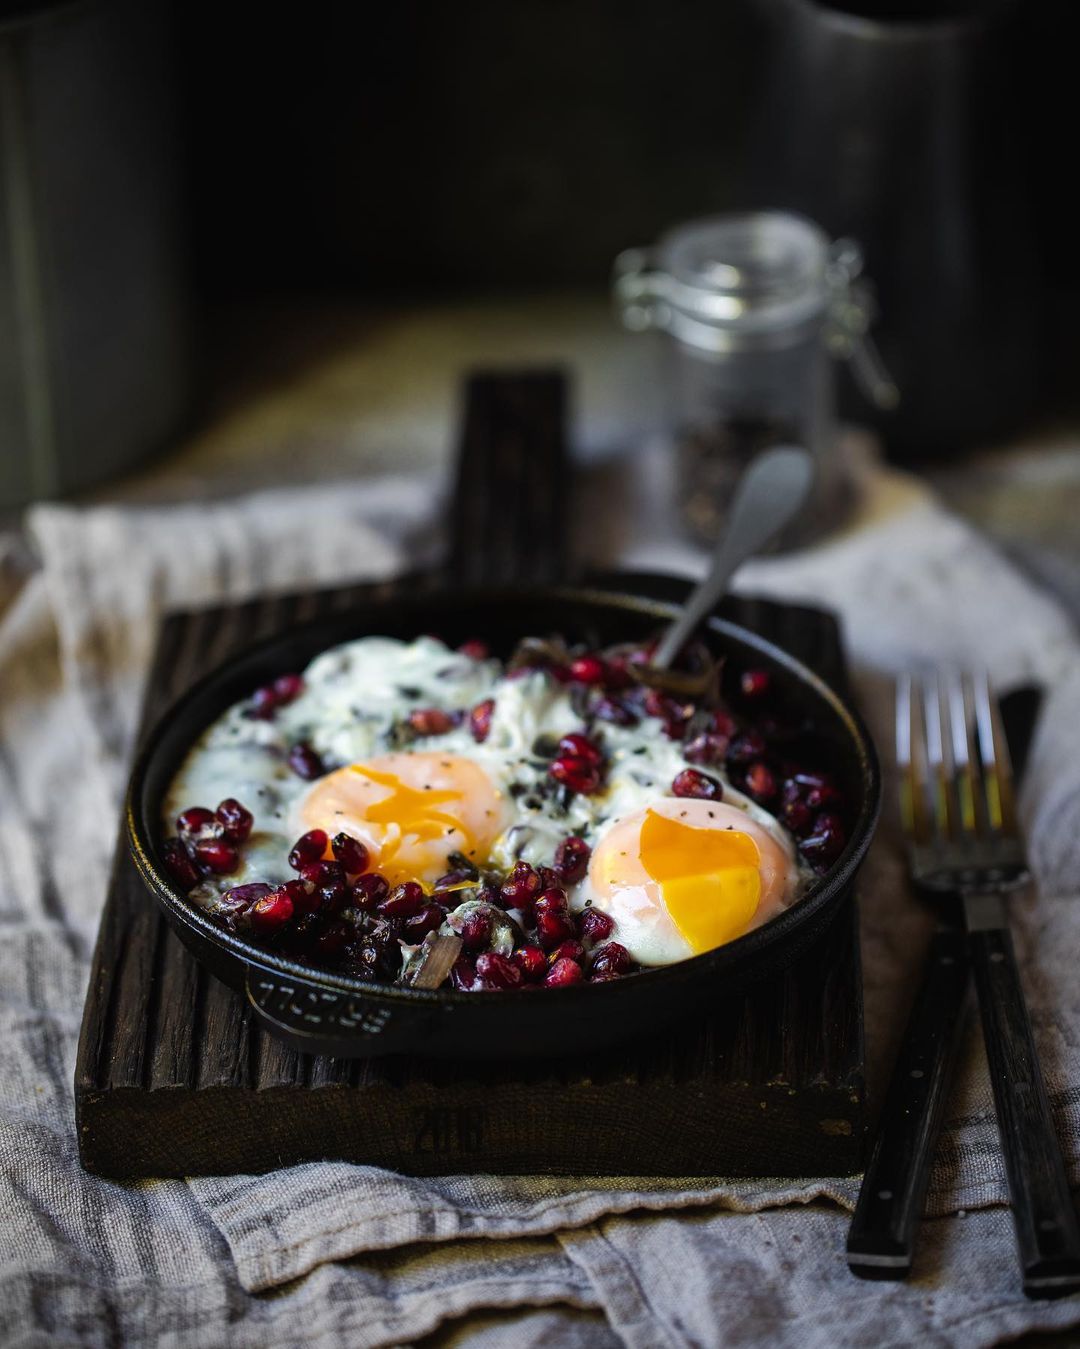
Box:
[652,446,815,670]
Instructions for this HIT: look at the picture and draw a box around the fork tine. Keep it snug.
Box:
[944,669,980,835]
[919,674,952,839]
[896,674,923,842]
[973,672,1018,833]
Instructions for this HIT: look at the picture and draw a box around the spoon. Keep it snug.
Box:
[651,446,815,672]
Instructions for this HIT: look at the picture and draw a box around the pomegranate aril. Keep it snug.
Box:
[403,903,446,943]
[535,907,576,951]
[288,829,328,870]
[251,889,295,932]
[176,806,217,838]
[592,696,638,727]
[351,872,390,910]
[535,865,561,890]
[450,954,477,991]
[458,639,489,661]
[544,957,584,987]
[591,941,633,975]
[671,768,722,801]
[408,707,456,736]
[272,673,305,704]
[161,838,201,891]
[792,770,834,790]
[568,654,607,685]
[533,886,569,916]
[740,668,771,699]
[590,968,623,983]
[379,880,428,918]
[550,755,601,794]
[683,732,730,766]
[331,831,369,875]
[475,952,523,990]
[712,708,738,737]
[220,881,272,912]
[548,939,585,966]
[556,732,602,765]
[744,762,778,804]
[499,862,541,909]
[727,731,766,764]
[781,797,814,835]
[249,685,279,719]
[288,742,325,780]
[806,783,843,811]
[512,945,548,982]
[554,835,590,884]
[458,908,494,952]
[215,798,253,843]
[278,878,316,915]
[577,907,615,945]
[433,869,474,894]
[315,920,349,960]
[469,698,495,743]
[801,812,847,867]
[193,837,240,874]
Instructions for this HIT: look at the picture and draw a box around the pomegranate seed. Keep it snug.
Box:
[591,942,633,975]
[469,698,495,743]
[577,907,615,945]
[193,837,239,874]
[272,673,305,704]
[590,969,623,983]
[288,742,325,779]
[317,878,349,916]
[474,952,522,990]
[459,908,494,952]
[161,838,200,891]
[458,639,489,660]
[331,832,369,875]
[408,707,455,736]
[249,685,279,719]
[550,756,601,794]
[176,806,218,838]
[806,783,843,811]
[533,887,569,916]
[500,862,541,909]
[744,762,778,804]
[643,689,676,720]
[512,946,548,982]
[671,769,722,801]
[403,902,446,943]
[545,957,584,987]
[557,732,603,765]
[683,732,730,766]
[433,869,473,894]
[554,835,590,885]
[781,797,815,834]
[801,812,847,867]
[251,889,295,932]
[548,939,585,965]
[352,872,390,909]
[592,696,638,727]
[535,865,561,891]
[315,920,349,960]
[277,878,316,916]
[792,770,833,790]
[569,654,607,685]
[215,798,253,843]
[450,954,477,991]
[535,907,576,951]
[727,731,766,764]
[220,881,273,912]
[740,669,771,699]
[289,829,328,870]
[602,655,634,690]
[379,881,427,918]
[712,708,738,737]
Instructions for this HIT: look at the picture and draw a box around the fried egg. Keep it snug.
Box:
[295,751,510,885]
[580,799,800,965]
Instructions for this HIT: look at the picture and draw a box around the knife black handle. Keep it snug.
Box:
[847,927,970,1278]
[969,923,1080,1298]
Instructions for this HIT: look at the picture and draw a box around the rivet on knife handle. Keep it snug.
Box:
[847,927,969,1277]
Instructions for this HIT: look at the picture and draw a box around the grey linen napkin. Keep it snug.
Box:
[3,469,1080,1346]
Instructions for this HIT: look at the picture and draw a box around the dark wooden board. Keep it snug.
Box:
[75,370,866,1179]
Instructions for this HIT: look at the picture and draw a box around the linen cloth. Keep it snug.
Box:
[3,457,1080,1346]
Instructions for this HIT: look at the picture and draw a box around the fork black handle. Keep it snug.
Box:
[969,920,1080,1298]
[847,928,970,1278]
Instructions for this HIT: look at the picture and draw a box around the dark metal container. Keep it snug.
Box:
[127,582,880,1061]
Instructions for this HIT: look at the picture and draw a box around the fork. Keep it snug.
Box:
[848,672,1080,1297]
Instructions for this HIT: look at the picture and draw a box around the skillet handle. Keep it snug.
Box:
[245,969,434,1059]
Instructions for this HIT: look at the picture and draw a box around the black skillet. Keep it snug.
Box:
[126,373,880,1060]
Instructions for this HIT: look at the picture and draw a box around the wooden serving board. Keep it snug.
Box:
[75,372,866,1179]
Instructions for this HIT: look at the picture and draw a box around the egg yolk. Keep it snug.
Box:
[638,809,762,952]
[297,751,507,885]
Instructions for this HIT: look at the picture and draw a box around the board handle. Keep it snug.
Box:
[246,970,435,1058]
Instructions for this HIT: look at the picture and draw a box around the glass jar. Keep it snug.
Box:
[613,211,895,548]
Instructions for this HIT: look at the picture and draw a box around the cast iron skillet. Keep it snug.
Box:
[127,582,880,1060]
